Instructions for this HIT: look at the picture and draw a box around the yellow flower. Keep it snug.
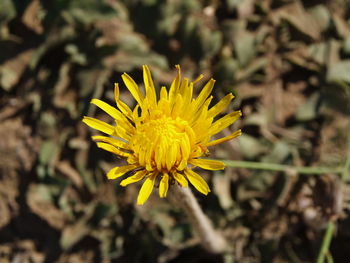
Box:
[83,65,241,205]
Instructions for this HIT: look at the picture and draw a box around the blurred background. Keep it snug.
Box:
[1,0,350,262]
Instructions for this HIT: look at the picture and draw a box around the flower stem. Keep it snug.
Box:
[316,221,335,263]
[221,160,343,175]
[170,184,227,253]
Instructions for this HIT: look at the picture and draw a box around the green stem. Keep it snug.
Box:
[221,160,343,175]
[325,252,334,263]
[316,222,335,263]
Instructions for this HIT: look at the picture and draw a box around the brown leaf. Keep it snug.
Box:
[270,2,322,40]
[0,49,33,91]
[27,184,68,230]
[56,160,84,189]
[22,0,44,34]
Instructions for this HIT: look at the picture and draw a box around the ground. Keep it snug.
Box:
[0,0,350,262]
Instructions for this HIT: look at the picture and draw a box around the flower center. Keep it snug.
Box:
[130,116,195,173]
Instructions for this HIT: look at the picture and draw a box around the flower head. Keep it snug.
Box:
[83,65,241,205]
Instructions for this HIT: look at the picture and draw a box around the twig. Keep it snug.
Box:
[169,184,227,254]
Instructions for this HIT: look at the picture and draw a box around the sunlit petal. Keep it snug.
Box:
[184,169,210,195]
[83,65,241,204]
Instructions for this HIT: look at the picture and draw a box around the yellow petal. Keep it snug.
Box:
[127,154,138,165]
[107,164,138,179]
[180,81,193,116]
[120,170,148,186]
[91,99,135,133]
[82,117,115,135]
[179,78,189,97]
[190,158,225,170]
[179,136,190,161]
[92,135,130,150]
[192,74,204,84]
[160,86,168,100]
[154,142,163,172]
[138,147,146,167]
[189,95,212,125]
[141,97,152,119]
[160,138,168,171]
[132,104,140,121]
[208,93,234,118]
[192,117,212,143]
[145,140,157,171]
[177,158,187,171]
[158,98,171,116]
[143,65,157,107]
[122,73,144,106]
[184,125,196,146]
[159,173,169,198]
[115,83,133,120]
[191,79,215,111]
[114,83,120,101]
[184,169,210,195]
[165,142,178,171]
[96,142,130,157]
[117,99,134,120]
[209,110,242,136]
[206,129,242,147]
[137,173,157,205]
[90,99,121,120]
[168,65,181,103]
[172,171,188,187]
[171,94,183,118]
[114,125,132,142]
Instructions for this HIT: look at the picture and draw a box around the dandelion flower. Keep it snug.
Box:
[83,65,241,205]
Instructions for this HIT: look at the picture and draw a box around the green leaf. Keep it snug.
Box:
[327,60,350,83]
[39,141,59,165]
[214,57,238,85]
[60,219,91,250]
[296,92,320,121]
[343,37,350,55]
[66,0,120,25]
[238,135,267,159]
[261,142,291,163]
[89,202,113,226]
[308,5,331,32]
[0,67,17,91]
[0,0,16,24]
[235,32,256,67]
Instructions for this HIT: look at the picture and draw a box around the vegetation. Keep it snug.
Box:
[0,0,350,262]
